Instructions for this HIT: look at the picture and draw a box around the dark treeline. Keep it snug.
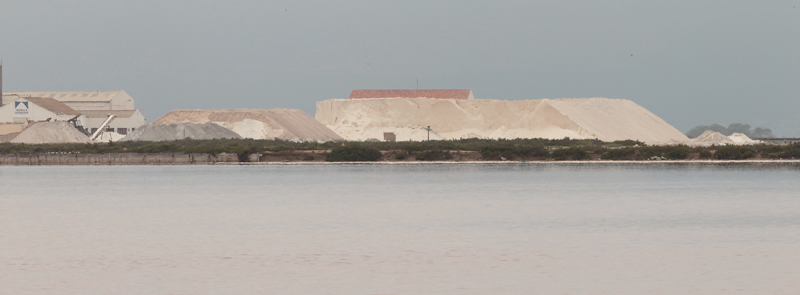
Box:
[1,138,799,162]
[0,138,640,155]
[686,123,774,138]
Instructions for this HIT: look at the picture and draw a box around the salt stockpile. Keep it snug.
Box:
[0,133,19,143]
[689,130,735,146]
[120,123,242,141]
[728,133,760,145]
[316,97,689,143]
[11,122,92,144]
[94,132,126,143]
[153,109,342,142]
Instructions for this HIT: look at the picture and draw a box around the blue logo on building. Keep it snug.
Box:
[15,101,29,115]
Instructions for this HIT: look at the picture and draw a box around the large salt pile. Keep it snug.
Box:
[316,97,689,143]
[153,109,342,142]
[120,123,242,141]
[10,122,92,144]
[689,130,735,146]
[728,133,760,145]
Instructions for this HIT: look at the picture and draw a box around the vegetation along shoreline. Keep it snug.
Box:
[1,138,799,165]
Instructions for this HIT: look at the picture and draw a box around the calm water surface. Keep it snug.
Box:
[1,163,799,294]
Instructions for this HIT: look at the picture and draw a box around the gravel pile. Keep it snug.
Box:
[120,123,242,142]
[10,122,92,144]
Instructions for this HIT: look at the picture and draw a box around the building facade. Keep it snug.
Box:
[80,110,146,135]
[2,90,135,111]
[0,97,84,125]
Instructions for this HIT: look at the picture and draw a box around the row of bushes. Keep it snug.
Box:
[599,144,800,160]
[0,137,633,155]
[323,143,800,162]
[600,146,691,160]
[2,138,799,162]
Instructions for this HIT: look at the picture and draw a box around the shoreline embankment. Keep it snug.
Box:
[0,153,243,165]
[1,152,799,166]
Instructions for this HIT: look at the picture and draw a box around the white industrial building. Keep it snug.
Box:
[0,63,145,141]
[80,110,146,135]
[0,97,84,125]
[2,90,135,111]
[1,90,147,140]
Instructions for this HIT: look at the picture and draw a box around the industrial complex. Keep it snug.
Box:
[0,62,776,145]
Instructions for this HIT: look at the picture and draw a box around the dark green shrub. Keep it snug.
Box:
[415,150,453,161]
[551,147,590,160]
[267,145,294,152]
[759,143,800,159]
[325,145,382,162]
[394,150,408,160]
[601,147,637,160]
[303,154,316,161]
[610,140,645,147]
[714,145,756,160]
[480,144,549,160]
[663,145,690,160]
[778,143,800,159]
[698,150,713,159]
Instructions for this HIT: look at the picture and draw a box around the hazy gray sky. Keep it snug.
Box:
[1,1,798,135]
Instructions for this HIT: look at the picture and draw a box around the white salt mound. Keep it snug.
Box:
[690,130,735,146]
[11,122,92,144]
[153,109,342,142]
[316,97,689,143]
[120,123,242,142]
[94,131,126,143]
[728,133,760,145]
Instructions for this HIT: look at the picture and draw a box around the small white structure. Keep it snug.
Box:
[80,110,146,135]
[0,97,84,125]
[2,90,135,111]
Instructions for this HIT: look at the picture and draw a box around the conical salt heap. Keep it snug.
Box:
[728,133,760,145]
[11,122,92,144]
[690,130,735,146]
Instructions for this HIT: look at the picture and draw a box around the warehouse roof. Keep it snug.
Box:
[80,110,139,118]
[349,89,473,100]
[3,90,128,102]
[24,97,80,116]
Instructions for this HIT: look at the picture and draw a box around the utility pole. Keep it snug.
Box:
[0,59,3,107]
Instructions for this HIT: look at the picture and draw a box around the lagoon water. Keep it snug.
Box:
[1,163,799,294]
